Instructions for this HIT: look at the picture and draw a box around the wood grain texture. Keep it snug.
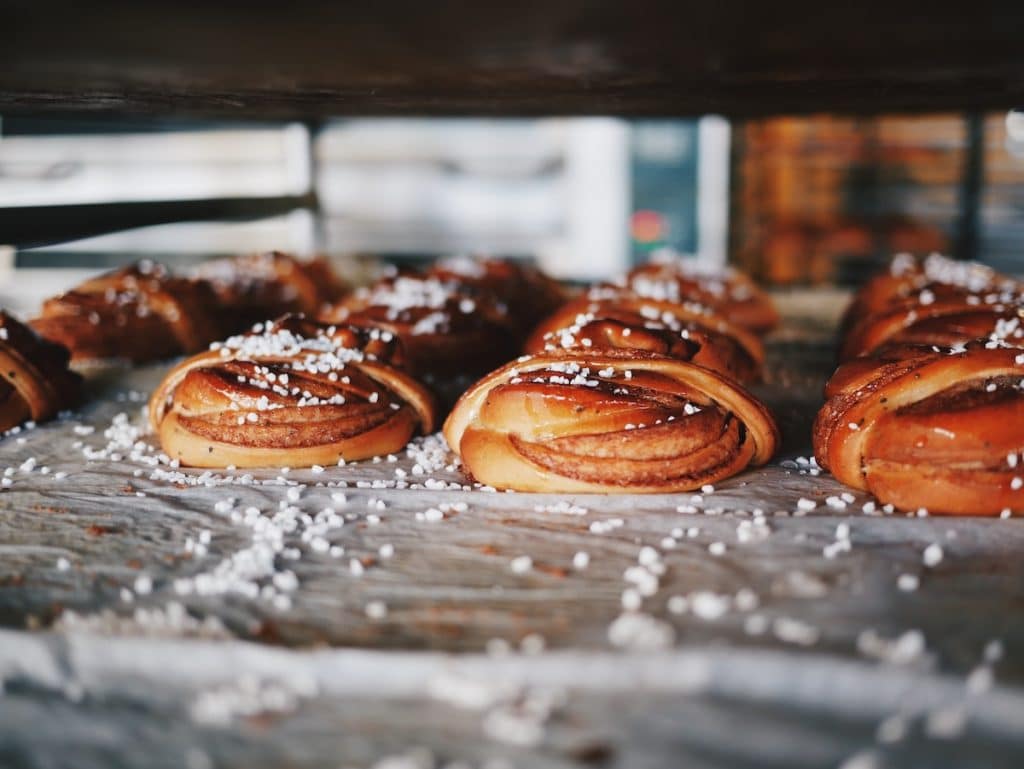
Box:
[3,2,1024,117]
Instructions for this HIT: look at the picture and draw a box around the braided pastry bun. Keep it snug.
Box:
[427,256,566,333]
[615,258,779,333]
[523,295,764,383]
[840,253,1020,341]
[0,312,80,432]
[444,351,778,493]
[192,251,347,328]
[320,273,517,377]
[813,343,1024,515]
[149,316,435,468]
[841,295,1024,361]
[31,262,224,363]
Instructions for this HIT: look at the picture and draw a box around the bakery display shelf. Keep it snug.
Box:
[2,295,1024,767]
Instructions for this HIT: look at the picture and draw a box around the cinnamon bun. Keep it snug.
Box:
[320,272,517,377]
[444,350,778,493]
[844,253,1017,321]
[193,251,347,328]
[813,343,1024,515]
[31,262,224,363]
[149,316,435,468]
[427,256,566,334]
[524,295,764,383]
[612,257,779,333]
[0,312,80,432]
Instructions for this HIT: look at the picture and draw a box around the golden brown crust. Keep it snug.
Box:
[813,344,1024,515]
[615,259,779,333]
[841,254,1017,328]
[0,312,80,432]
[193,252,348,328]
[149,315,435,468]
[444,350,778,493]
[524,295,764,383]
[319,272,518,377]
[426,256,566,334]
[839,253,1023,357]
[31,263,225,363]
[841,294,1024,361]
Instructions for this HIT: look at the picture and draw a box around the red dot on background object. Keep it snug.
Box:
[631,210,664,243]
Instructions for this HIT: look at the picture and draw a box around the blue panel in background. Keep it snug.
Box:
[630,120,700,265]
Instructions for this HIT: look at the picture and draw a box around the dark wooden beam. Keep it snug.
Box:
[3,2,1024,117]
[1,196,315,249]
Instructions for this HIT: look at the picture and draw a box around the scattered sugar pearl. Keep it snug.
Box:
[378,543,395,559]
[984,639,1004,663]
[966,666,993,695]
[1011,477,1023,490]
[133,575,153,595]
[923,543,944,568]
[56,557,70,572]
[520,633,546,655]
[897,574,920,592]
[708,541,727,556]
[796,498,817,512]
[510,555,533,574]
[621,588,642,611]
[700,484,715,494]
[877,714,909,744]
[365,601,388,620]
[666,595,688,614]
[572,551,590,570]
[349,559,365,577]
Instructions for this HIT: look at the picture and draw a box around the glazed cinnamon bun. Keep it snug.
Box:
[843,253,1018,326]
[841,295,1024,361]
[31,262,225,363]
[149,316,435,468]
[192,251,347,328]
[612,257,779,333]
[813,343,1024,515]
[0,312,80,432]
[524,295,764,383]
[320,272,517,377]
[427,256,566,334]
[444,350,779,493]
